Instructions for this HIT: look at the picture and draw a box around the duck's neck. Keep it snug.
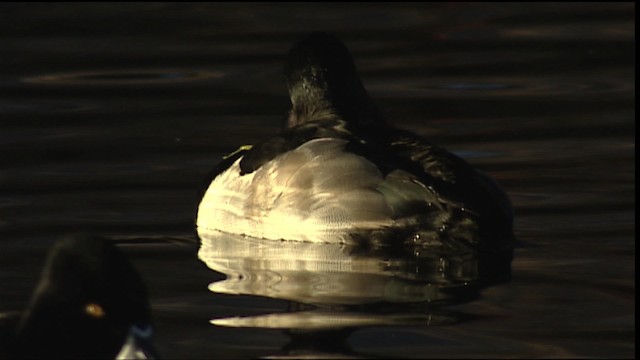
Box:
[286,80,386,130]
[283,32,386,130]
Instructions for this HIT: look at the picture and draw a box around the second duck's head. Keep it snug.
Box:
[10,234,158,359]
[284,32,384,129]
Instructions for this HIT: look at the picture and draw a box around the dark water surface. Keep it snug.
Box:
[0,3,634,359]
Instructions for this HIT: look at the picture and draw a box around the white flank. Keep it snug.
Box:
[196,138,396,243]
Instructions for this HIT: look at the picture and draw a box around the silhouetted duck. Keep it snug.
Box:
[197,32,514,251]
[0,234,158,359]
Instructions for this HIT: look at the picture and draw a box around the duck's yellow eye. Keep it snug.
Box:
[85,303,106,318]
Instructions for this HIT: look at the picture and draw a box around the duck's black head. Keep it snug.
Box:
[284,32,385,129]
[9,234,157,359]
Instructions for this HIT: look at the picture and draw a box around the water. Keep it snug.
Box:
[0,3,634,358]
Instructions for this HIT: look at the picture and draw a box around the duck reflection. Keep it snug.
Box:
[198,229,511,357]
[198,229,502,307]
[199,228,511,312]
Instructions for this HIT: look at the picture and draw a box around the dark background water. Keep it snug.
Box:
[0,3,634,358]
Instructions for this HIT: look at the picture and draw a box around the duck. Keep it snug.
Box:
[196,32,514,251]
[0,234,159,359]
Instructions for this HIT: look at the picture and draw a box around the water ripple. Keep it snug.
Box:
[22,69,223,86]
[370,73,633,98]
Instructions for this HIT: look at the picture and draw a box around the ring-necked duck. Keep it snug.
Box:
[1,234,158,359]
[197,32,514,250]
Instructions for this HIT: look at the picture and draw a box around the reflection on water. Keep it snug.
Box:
[210,308,463,330]
[198,229,504,358]
[198,229,511,330]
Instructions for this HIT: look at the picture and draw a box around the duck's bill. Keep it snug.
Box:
[116,325,160,359]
